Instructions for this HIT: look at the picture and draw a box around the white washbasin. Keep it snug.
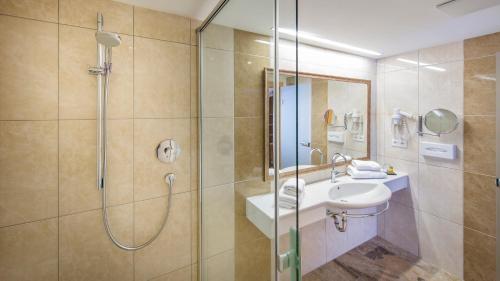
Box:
[327,182,392,209]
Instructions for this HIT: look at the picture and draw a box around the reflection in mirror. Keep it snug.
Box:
[264,69,371,179]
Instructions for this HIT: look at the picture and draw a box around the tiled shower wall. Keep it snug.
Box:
[0,1,199,280]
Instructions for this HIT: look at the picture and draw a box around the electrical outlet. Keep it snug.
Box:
[391,138,408,148]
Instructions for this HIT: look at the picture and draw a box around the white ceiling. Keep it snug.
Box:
[117,0,500,58]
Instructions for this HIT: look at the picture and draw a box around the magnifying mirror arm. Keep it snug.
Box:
[417,115,441,137]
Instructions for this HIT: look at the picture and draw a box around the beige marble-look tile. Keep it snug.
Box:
[191,46,199,117]
[190,118,199,190]
[419,165,463,224]
[0,0,58,22]
[464,172,496,237]
[463,116,496,176]
[419,41,464,65]
[418,61,463,116]
[464,31,500,60]
[379,51,419,72]
[202,48,234,118]
[235,117,264,182]
[0,16,58,120]
[134,7,190,43]
[134,193,191,281]
[201,117,234,188]
[419,212,462,277]
[191,191,198,264]
[464,56,496,116]
[234,53,271,118]
[133,118,190,201]
[300,220,327,275]
[384,201,419,256]
[192,264,199,281]
[190,19,201,46]
[204,250,234,281]
[150,265,192,281]
[234,30,272,57]
[59,25,133,120]
[464,227,496,281]
[202,24,234,51]
[0,218,58,281]
[202,184,234,258]
[235,238,271,281]
[59,205,133,281]
[59,119,133,215]
[378,156,418,209]
[134,37,190,118]
[0,121,58,227]
[59,0,133,35]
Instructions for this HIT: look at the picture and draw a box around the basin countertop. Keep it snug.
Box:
[246,172,409,239]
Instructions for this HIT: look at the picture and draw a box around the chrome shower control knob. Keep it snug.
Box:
[157,139,181,163]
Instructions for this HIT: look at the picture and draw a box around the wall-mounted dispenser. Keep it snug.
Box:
[391,108,416,148]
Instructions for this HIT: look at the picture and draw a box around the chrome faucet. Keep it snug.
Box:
[331,153,347,183]
[310,147,324,164]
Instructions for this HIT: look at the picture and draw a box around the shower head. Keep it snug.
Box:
[95,31,121,47]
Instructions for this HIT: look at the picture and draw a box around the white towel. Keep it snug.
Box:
[282,178,305,196]
[278,189,304,209]
[347,165,387,179]
[351,160,382,171]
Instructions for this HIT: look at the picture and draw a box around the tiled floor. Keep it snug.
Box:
[303,237,459,281]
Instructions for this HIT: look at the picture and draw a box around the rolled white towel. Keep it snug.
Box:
[351,160,382,171]
[278,188,304,209]
[282,178,305,197]
[347,165,387,179]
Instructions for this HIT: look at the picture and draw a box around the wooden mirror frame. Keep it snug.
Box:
[263,68,372,181]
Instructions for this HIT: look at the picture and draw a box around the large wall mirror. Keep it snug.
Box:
[264,68,371,179]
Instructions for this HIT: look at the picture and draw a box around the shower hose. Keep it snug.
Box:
[100,60,172,251]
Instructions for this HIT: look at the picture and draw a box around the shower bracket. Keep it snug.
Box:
[88,66,106,76]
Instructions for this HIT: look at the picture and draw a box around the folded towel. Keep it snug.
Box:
[351,160,382,171]
[347,165,387,179]
[282,178,305,196]
[278,187,304,209]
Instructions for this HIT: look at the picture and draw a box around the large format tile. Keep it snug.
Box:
[202,24,234,51]
[234,30,272,57]
[464,56,496,115]
[190,19,201,46]
[0,16,58,120]
[464,172,496,236]
[59,0,133,35]
[150,265,192,281]
[59,25,133,120]
[418,41,463,66]
[190,118,199,190]
[300,220,327,275]
[234,53,271,118]
[191,46,199,117]
[0,218,58,281]
[235,117,264,181]
[464,31,500,60]
[379,156,418,209]
[463,116,496,176]
[379,51,419,72]
[235,238,271,281]
[134,7,190,43]
[134,37,190,118]
[59,205,133,281]
[419,165,463,224]
[204,250,234,281]
[202,48,234,118]
[0,0,58,22]
[464,227,496,281]
[59,120,133,215]
[133,118,190,201]
[134,193,191,281]
[0,121,58,227]
[383,201,419,256]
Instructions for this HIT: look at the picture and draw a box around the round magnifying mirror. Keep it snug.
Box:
[424,108,459,135]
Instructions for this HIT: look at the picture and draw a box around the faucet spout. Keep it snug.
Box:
[331,153,348,183]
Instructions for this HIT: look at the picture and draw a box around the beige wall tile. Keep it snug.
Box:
[59,25,133,119]
[204,250,234,281]
[0,218,58,281]
[464,31,500,60]
[190,19,201,46]
[150,265,191,281]
[464,116,496,176]
[202,184,234,257]
[0,0,58,22]
[59,120,133,215]
[464,227,496,281]
[134,193,191,281]
[190,118,199,190]
[134,37,190,118]
[201,118,234,188]
[202,24,234,51]
[59,205,133,281]
[59,0,133,35]
[235,238,271,281]
[464,56,496,115]
[134,7,190,43]
[235,117,264,182]
[418,41,464,65]
[0,121,58,227]
[464,172,496,237]
[192,264,198,281]
[0,16,58,120]
[203,48,234,117]
[191,46,199,117]
[133,118,190,201]
[234,53,271,118]
[234,30,272,58]
[191,191,198,264]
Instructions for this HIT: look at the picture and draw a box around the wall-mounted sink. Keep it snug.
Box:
[328,182,391,209]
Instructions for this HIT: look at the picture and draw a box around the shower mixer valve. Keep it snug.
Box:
[157,139,181,163]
